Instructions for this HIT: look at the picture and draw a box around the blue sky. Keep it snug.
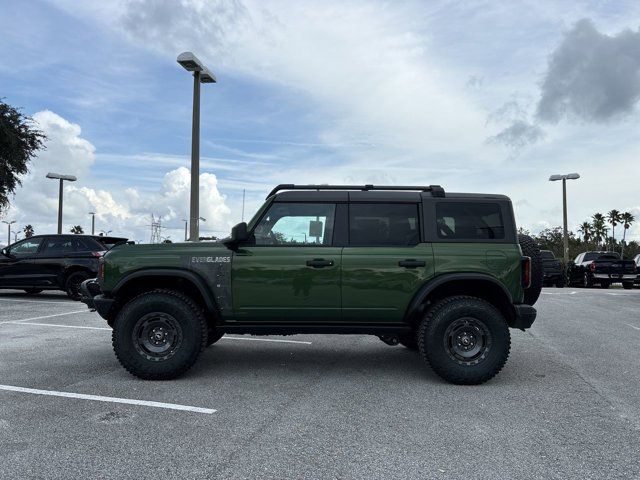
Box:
[1,0,639,243]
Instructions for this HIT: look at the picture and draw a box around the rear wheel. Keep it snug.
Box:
[418,296,510,385]
[582,273,593,288]
[112,289,207,380]
[623,282,633,290]
[23,288,43,295]
[65,271,90,300]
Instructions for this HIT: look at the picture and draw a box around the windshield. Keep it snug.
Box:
[584,252,620,261]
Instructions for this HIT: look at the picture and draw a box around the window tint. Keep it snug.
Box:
[10,238,42,255]
[349,204,420,246]
[43,237,77,254]
[436,203,505,240]
[540,251,555,260]
[254,203,336,246]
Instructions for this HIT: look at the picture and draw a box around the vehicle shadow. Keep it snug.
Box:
[0,290,72,301]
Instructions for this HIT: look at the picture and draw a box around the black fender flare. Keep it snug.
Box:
[111,268,219,314]
[403,273,515,323]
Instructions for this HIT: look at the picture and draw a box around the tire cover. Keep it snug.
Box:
[518,234,543,306]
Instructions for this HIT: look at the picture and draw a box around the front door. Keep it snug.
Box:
[0,237,43,288]
[232,202,342,322]
[341,203,434,323]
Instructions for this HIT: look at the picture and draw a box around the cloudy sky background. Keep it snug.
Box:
[1,0,639,244]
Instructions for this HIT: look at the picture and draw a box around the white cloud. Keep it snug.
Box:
[3,111,232,244]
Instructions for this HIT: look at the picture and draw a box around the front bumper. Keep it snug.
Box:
[79,279,114,320]
[512,304,537,330]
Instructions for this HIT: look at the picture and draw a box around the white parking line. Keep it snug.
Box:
[222,336,312,345]
[0,310,91,325]
[0,384,216,414]
[541,291,578,295]
[0,298,77,305]
[6,321,110,331]
[625,323,640,331]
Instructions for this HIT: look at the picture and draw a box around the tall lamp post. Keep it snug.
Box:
[177,52,216,242]
[46,173,77,234]
[549,173,580,264]
[181,219,188,242]
[89,212,96,235]
[2,220,15,246]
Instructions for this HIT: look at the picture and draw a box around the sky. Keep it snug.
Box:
[1,0,639,245]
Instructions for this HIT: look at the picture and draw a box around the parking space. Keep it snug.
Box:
[1,288,639,479]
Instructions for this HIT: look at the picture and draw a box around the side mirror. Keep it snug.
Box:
[1,248,13,258]
[223,222,250,247]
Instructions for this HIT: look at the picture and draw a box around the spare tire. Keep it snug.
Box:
[518,234,543,306]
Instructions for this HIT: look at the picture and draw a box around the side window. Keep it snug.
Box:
[436,203,505,240]
[349,204,420,246]
[253,203,336,246]
[10,238,42,255]
[43,237,76,255]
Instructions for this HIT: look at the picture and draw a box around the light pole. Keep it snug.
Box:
[12,231,19,243]
[549,173,580,264]
[89,212,96,235]
[46,173,77,234]
[2,220,15,246]
[177,51,216,242]
[100,229,112,236]
[181,219,188,242]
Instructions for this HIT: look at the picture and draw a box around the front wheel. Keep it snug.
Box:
[112,289,207,380]
[623,282,633,290]
[582,273,593,288]
[418,296,510,385]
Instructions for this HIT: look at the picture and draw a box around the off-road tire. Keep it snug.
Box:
[418,296,511,385]
[24,288,43,295]
[398,333,418,351]
[206,328,224,347]
[65,271,90,300]
[623,282,633,290]
[518,234,543,306]
[112,289,207,380]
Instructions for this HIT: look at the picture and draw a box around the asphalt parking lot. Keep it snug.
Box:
[1,288,639,479]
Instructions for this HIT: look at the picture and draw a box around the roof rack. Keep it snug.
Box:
[266,184,445,199]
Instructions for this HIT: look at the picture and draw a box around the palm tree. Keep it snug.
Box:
[591,213,607,250]
[578,222,591,247]
[607,209,622,251]
[23,224,34,238]
[620,212,635,258]
[70,225,84,234]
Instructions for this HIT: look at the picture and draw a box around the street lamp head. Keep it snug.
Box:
[566,173,580,180]
[200,67,217,83]
[46,172,77,182]
[549,173,580,182]
[198,217,206,222]
[177,51,204,72]
[2,220,16,225]
[549,174,563,181]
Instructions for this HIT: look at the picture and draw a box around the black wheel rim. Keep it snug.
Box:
[132,312,183,361]
[444,317,492,366]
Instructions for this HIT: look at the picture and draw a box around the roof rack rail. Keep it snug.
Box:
[266,184,445,199]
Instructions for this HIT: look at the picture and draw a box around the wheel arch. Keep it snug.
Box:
[109,268,220,323]
[404,273,517,327]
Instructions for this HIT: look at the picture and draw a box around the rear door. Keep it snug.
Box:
[341,202,434,323]
[232,202,342,322]
[0,238,43,287]
[33,236,100,287]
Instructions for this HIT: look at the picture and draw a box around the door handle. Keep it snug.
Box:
[398,259,426,269]
[306,258,334,268]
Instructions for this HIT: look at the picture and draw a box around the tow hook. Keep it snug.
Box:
[379,334,400,346]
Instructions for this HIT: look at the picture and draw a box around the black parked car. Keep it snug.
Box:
[567,251,637,289]
[0,234,127,300]
[540,250,565,287]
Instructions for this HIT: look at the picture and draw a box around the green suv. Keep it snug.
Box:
[82,184,541,385]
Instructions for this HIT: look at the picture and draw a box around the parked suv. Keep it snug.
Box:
[0,234,127,299]
[82,185,541,385]
[540,250,565,287]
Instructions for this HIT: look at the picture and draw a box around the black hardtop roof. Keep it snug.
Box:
[268,184,509,202]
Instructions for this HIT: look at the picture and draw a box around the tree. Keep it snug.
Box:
[578,222,591,247]
[0,100,46,212]
[607,209,622,251]
[591,213,607,250]
[620,212,635,258]
[70,225,84,234]
[23,224,34,238]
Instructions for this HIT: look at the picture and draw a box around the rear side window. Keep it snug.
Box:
[436,203,505,240]
[541,251,555,260]
[349,204,420,246]
[43,237,77,254]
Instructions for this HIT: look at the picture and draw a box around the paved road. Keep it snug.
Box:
[0,288,638,479]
